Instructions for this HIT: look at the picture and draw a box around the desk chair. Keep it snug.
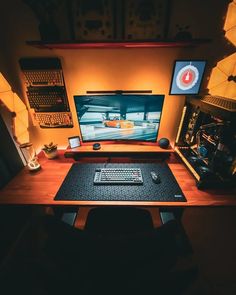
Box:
[0,211,196,295]
[84,206,154,234]
[83,207,196,291]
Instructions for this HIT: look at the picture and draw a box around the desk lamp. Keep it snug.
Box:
[20,142,41,171]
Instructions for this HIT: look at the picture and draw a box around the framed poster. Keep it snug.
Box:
[169,60,207,95]
[71,0,115,41]
[124,0,170,40]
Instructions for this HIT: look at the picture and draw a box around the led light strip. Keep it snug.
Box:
[175,106,187,144]
[175,147,201,181]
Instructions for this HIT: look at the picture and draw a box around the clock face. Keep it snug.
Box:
[176,65,199,90]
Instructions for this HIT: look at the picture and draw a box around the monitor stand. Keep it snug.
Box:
[64,143,174,160]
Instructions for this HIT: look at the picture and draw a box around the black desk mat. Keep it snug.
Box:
[54,163,186,202]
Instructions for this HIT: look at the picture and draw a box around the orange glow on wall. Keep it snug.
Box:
[224,1,236,46]
[0,73,29,144]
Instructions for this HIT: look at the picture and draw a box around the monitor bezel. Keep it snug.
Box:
[74,94,165,143]
[169,60,207,95]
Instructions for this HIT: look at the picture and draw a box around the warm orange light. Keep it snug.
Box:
[207,53,236,99]
[224,1,236,46]
[217,53,236,75]
[225,26,236,47]
[224,1,236,31]
[207,67,228,89]
[211,1,236,99]
[208,81,230,97]
[1,92,26,113]
[224,81,236,98]
[0,73,11,92]
[0,72,29,144]
[12,109,29,142]
[209,81,236,99]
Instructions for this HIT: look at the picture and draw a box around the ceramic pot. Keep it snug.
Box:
[43,149,58,159]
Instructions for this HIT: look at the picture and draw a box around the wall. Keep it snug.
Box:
[0,0,233,152]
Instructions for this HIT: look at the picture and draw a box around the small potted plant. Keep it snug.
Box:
[42,142,58,159]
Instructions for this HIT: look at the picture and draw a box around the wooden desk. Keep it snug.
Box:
[0,150,235,206]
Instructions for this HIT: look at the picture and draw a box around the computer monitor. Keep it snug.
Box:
[169,60,206,95]
[73,94,165,142]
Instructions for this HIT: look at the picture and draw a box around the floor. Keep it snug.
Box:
[1,206,236,294]
[177,207,236,295]
[75,206,236,295]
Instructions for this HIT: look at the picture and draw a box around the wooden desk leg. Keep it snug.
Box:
[159,208,193,256]
[51,206,79,227]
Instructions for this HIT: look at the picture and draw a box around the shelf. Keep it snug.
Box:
[26,39,211,49]
[64,144,174,160]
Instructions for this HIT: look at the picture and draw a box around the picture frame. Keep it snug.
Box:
[68,136,81,149]
[169,60,207,95]
[124,0,170,41]
[70,0,115,41]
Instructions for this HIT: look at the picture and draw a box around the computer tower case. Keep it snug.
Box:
[175,95,236,189]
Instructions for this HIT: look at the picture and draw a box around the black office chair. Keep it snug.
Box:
[83,206,196,294]
[84,206,154,234]
[0,209,196,295]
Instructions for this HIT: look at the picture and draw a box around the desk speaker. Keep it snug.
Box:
[159,138,170,149]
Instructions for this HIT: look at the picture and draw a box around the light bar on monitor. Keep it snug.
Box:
[86,90,152,94]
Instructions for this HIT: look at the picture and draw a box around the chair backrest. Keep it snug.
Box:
[84,207,154,235]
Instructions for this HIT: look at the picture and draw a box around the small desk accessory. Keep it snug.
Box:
[93,143,101,150]
[68,136,81,149]
[20,142,41,171]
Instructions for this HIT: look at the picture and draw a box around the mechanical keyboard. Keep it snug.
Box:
[23,70,64,86]
[34,112,73,128]
[94,168,143,184]
[27,86,68,112]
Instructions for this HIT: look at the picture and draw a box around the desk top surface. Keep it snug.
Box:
[0,151,235,206]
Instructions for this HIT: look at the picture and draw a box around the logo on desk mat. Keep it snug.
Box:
[174,194,183,198]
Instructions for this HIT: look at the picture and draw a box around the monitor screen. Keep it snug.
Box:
[169,60,206,95]
[73,94,165,142]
